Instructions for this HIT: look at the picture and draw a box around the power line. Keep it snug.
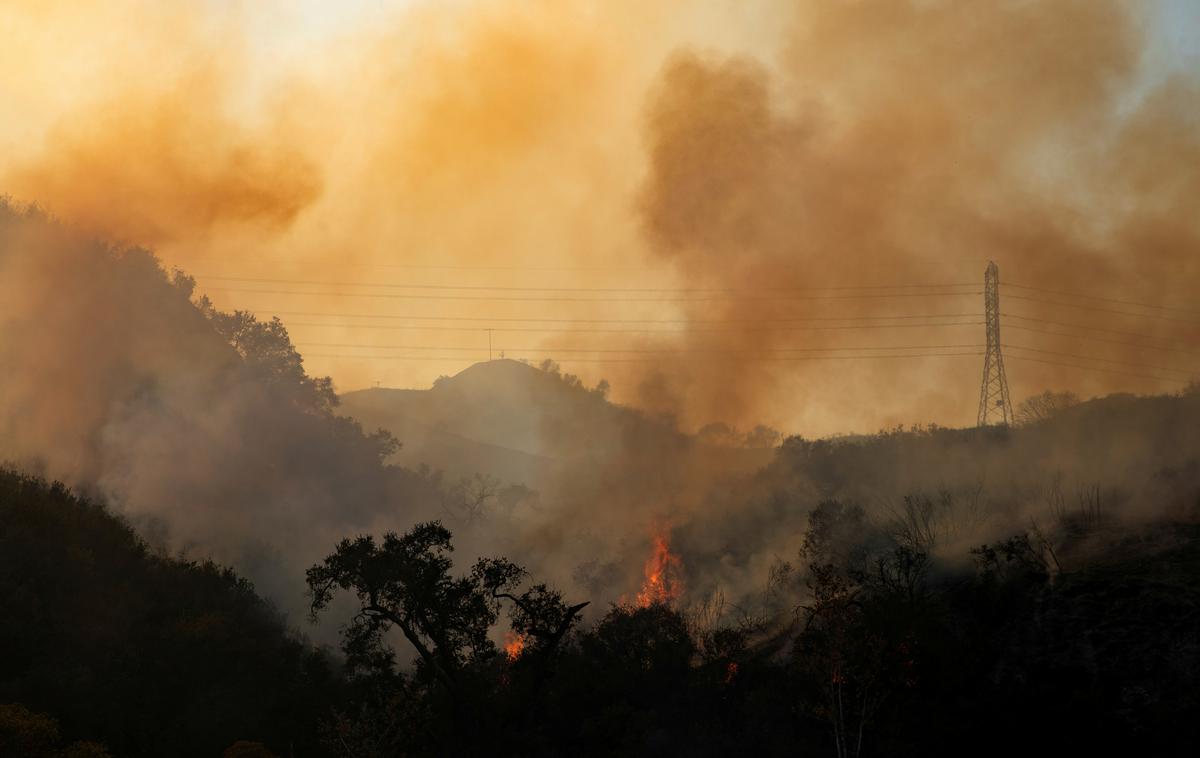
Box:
[293,334,1191,373]
[1005,294,1200,325]
[206,286,981,304]
[1002,312,1188,342]
[1006,323,1200,360]
[297,342,985,356]
[1005,355,1189,386]
[196,267,1200,396]
[305,354,487,362]
[255,309,982,325]
[297,343,1190,386]
[302,351,985,365]
[1006,282,1200,317]
[1003,344,1194,376]
[181,258,662,273]
[196,273,978,295]
[281,320,983,335]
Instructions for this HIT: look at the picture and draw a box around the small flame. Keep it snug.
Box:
[724,661,739,685]
[504,631,527,662]
[635,528,683,607]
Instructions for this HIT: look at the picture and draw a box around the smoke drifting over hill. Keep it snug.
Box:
[1,0,1199,633]
[2,0,1196,435]
[635,2,1196,423]
[0,205,422,621]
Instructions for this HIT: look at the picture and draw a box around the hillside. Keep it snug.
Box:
[339,362,567,483]
[340,359,775,486]
[0,201,454,623]
[336,367,1200,614]
[0,470,343,757]
[350,360,616,459]
[674,388,1200,603]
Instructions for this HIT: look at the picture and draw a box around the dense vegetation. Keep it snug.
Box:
[305,506,1200,757]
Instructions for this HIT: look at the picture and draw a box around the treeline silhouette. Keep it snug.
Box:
[302,503,1200,757]
[3,461,1198,757]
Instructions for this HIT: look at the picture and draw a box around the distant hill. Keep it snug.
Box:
[340,359,775,486]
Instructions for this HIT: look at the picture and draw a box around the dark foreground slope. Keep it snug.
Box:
[0,470,343,757]
[282,509,1200,757]
[873,521,1200,758]
[568,524,1200,758]
[3,458,1199,756]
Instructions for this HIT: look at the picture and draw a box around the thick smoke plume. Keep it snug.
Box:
[5,1,1193,434]
[1,1,1198,631]
[637,1,1199,428]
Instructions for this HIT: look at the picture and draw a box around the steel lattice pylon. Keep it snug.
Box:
[977,261,1014,426]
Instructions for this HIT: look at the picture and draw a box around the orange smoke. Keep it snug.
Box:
[504,631,527,662]
[635,527,684,607]
[2,0,1196,435]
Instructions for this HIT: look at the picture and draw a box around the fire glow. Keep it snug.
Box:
[504,631,527,662]
[635,529,683,607]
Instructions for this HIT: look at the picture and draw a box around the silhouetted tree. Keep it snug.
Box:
[199,303,339,416]
[307,522,587,695]
[794,501,926,758]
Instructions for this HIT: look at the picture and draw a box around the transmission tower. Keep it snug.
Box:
[977,261,1014,426]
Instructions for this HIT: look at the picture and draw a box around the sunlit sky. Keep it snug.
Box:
[252,0,1199,70]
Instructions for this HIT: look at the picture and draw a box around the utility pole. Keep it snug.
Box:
[977,261,1014,426]
[488,329,493,361]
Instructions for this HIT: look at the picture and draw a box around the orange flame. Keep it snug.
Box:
[724,661,739,685]
[504,631,527,662]
[635,528,683,607]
